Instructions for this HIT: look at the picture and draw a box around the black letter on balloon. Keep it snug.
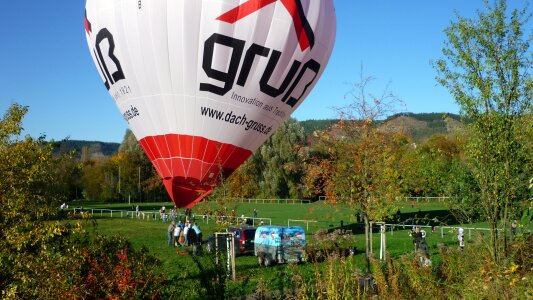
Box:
[236,43,269,87]
[200,33,245,96]
[260,50,301,98]
[282,59,320,107]
[95,28,125,90]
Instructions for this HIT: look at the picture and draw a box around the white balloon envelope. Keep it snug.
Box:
[85,0,336,208]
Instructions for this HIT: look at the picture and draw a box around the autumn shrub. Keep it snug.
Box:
[308,229,357,261]
[1,227,168,299]
[293,254,365,300]
[0,104,169,299]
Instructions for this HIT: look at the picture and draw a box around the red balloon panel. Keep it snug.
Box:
[140,134,252,207]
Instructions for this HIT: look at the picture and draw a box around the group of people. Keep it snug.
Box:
[167,220,202,247]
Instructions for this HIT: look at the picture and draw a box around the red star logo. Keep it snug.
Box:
[217,0,315,51]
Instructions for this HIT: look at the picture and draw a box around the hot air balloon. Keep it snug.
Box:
[85,0,336,208]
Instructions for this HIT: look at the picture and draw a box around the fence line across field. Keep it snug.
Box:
[71,207,272,226]
[369,223,503,241]
[287,219,318,230]
[217,198,311,204]
[404,196,450,203]
[72,208,529,238]
[319,196,451,203]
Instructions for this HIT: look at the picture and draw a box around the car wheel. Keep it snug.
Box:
[264,255,273,267]
[258,255,264,266]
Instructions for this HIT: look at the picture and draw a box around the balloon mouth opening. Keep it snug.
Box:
[163,178,214,208]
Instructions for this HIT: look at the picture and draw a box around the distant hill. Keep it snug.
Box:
[380,113,464,141]
[51,140,120,158]
[299,119,339,135]
[50,113,463,157]
[299,112,464,142]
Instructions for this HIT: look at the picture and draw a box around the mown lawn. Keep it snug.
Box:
[73,200,530,296]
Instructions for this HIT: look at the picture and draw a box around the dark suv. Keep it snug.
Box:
[205,227,256,255]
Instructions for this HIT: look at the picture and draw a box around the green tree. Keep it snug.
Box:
[316,72,406,272]
[435,0,532,261]
[224,118,307,199]
[81,156,119,201]
[51,148,83,200]
[225,151,262,198]
[258,118,307,198]
[0,104,166,298]
[403,134,463,197]
[116,129,161,202]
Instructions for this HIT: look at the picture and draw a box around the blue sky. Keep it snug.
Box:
[0,1,529,143]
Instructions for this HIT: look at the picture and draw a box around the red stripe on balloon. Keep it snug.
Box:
[280,0,310,50]
[216,0,277,23]
[217,0,314,51]
[139,134,253,207]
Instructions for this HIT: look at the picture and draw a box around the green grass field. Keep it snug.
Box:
[72,200,531,296]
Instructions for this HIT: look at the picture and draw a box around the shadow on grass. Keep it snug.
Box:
[327,210,464,234]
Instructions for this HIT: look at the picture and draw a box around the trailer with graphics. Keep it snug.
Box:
[254,226,306,266]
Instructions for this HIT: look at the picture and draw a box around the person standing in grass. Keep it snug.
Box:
[458,227,465,252]
[173,223,182,247]
[192,222,202,245]
[183,220,190,246]
[179,226,185,246]
[167,221,176,247]
[412,226,423,252]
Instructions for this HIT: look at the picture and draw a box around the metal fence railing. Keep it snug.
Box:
[72,208,530,237]
[404,196,450,203]
[71,207,272,226]
[218,198,311,204]
[288,219,318,230]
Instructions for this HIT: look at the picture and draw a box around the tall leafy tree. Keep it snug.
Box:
[225,118,307,199]
[314,72,406,272]
[81,156,119,201]
[0,104,61,253]
[116,130,160,202]
[434,0,532,260]
[403,134,464,197]
[225,151,262,198]
[259,118,307,198]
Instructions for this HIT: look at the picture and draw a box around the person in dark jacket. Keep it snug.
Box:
[412,226,423,252]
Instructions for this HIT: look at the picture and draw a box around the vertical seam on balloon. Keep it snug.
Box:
[158,0,175,180]
[187,0,204,180]
[119,0,143,143]
[191,0,209,184]
[201,1,225,187]
[166,1,184,182]
[125,3,156,170]
[175,0,187,180]
[143,2,171,179]
[154,2,174,179]
[141,2,165,177]
[204,0,242,185]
